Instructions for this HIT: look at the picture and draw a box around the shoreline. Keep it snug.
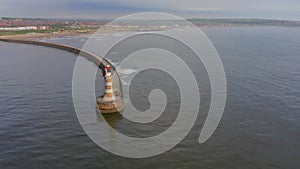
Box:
[0,30,97,40]
[1,25,298,41]
[0,29,130,40]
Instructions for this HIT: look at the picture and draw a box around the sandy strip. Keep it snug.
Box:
[0,29,128,41]
[0,30,98,40]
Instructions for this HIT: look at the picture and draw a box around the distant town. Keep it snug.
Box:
[1,17,300,36]
[0,17,107,36]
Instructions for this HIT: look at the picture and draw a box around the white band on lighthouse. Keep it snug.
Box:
[105,89,114,93]
[106,82,113,86]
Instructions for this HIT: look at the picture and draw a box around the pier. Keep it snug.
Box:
[0,37,124,113]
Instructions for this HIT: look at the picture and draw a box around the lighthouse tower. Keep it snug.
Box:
[103,65,116,102]
[96,64,124,114]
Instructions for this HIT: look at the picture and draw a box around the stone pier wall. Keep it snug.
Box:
[0,38,123,98]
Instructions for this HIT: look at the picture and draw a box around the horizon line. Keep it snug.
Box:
[1,16,300,22]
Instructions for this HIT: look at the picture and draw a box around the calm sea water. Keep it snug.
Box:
[0,27,300,168]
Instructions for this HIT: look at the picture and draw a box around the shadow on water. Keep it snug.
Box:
[96,108,123,128]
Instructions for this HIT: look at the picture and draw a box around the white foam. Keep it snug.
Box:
[120,78,127,85]
[105,58,118,66]
[111,51,120,55]
[117,68,138,75]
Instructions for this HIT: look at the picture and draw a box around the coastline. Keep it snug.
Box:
[0,30,97,40]
[1,25,297,41]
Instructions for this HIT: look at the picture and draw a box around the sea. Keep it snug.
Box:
[0,26,299,168]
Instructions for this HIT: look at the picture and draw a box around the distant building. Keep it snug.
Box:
[0,26,38,31]
[37,25,50,30]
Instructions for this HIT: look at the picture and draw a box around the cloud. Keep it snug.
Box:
[0,0,299,19]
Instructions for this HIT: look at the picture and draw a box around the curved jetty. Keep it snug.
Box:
[0,38,124,114]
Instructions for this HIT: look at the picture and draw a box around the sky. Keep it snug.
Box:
[0,0,299,20]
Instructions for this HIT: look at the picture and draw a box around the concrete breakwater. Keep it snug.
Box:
[0,38,124,113]
[0,38,110,68]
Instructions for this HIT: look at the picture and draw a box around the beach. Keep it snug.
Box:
[0,30,96,40]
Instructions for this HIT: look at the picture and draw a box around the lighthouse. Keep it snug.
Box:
[103,65,116,102]
[97,64,124,114]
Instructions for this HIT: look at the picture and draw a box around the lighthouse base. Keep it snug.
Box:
[96,96,124,114]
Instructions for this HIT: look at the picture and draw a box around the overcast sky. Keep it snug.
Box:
[1,0,299,20]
